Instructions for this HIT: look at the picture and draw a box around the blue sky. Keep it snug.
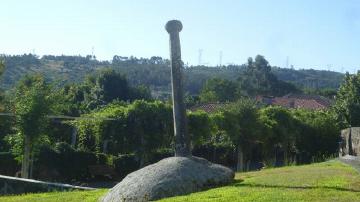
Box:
[1,0,359,72]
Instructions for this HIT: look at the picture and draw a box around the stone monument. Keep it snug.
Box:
[166,20,191,157]
[102,20,234,202]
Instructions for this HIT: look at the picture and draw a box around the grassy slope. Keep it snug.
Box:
[160,160,360,202]
[1,160,359,202]
[0,189,107,202]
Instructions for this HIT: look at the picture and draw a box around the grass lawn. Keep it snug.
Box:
[0,189,108,202]
[160,160,360,202]
[1,160,360,202]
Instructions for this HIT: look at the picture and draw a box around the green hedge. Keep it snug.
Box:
[0,152,20,176]
[113,154,139,179]
[34,143,98,182]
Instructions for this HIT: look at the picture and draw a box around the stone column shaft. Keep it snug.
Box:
[165,20,190,157]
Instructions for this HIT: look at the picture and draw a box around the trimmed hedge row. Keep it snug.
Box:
[0,144,237,182]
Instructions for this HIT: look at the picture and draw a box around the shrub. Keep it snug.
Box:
[0,152,20,176]
[113,154,139,178]
[148,148,173,164]
[96,153,108,165]
[34,143,97,182]
[193,144,236,168]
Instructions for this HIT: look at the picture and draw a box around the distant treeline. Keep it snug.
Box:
[0,54,344,98]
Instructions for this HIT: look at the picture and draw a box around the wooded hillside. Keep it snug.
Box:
[0,54,344,96]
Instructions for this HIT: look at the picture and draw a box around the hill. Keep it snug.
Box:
[0,160,359,202]
[0,55,344,97]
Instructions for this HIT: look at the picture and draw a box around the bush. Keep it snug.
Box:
[54,142,75,154]
[0,152,20,176]
[148,148,173,164]
[64,150,97,181]
[113,154,139,178]
[96,153,108,165]
[34,143,98,182]
[193,144,236,168]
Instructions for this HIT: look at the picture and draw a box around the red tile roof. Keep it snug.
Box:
[189,103,228,113]
[257,94,332,110]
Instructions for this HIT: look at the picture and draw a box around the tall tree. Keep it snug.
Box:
[259,106,297,165]
[187,110,213,148]
[334,72,360,127]
[217,99,260,171]
[238,55,299,96]
[12,75,51,178]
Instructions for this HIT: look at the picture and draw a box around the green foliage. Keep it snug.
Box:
[273,67,343,90]
[259,106,298,160]
[238,55,299,96]
[35,143,98,181]
[14,75,51,139]
[187,110,213,147]
[73,100,173,166]
[89,69,129,104]
[0,189,108,202]
[6,75,52,161]
[0,54,343,99]
[113,154,139,178]
[220,98,261,146]
[0,152,19,176]
[51,69,152,116]
[124,100,173,165]
[199,78,238,102]
[0,60,4,81]
[0,55,344,177]
[291,109,340,159]
[303,87,337,99]
[334,72,360,127]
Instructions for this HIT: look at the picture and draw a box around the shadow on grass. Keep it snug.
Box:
[231,180,360,193]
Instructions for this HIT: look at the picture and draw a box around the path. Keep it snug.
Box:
[338,155,360,173]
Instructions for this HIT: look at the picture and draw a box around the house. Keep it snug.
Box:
[189,102,228,113]
[190,94,332,113]
[256,94,332,110]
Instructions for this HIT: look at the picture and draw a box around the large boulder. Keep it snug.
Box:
[102,156,234,202]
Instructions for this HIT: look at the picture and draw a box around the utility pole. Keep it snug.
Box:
[219,51,223,67]
[286,56,289,68]
[198,49,203,66]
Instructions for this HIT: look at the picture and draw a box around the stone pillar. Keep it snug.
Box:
[165,20,191,157]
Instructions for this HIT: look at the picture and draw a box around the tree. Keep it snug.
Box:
[199,78,238,103]
[334,72,360,127]
[0,60,11,151]
[187,110,213,148]
[238,55,299,96]
[259,106,297,165]
[217,98,260,171]
[292,109,340,162]
[10,75,51,178]
[0,60,4,77]
[126,100,173,167]
[73,100,173,167]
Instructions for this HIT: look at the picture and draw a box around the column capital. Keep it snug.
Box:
[165,20,183,34]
